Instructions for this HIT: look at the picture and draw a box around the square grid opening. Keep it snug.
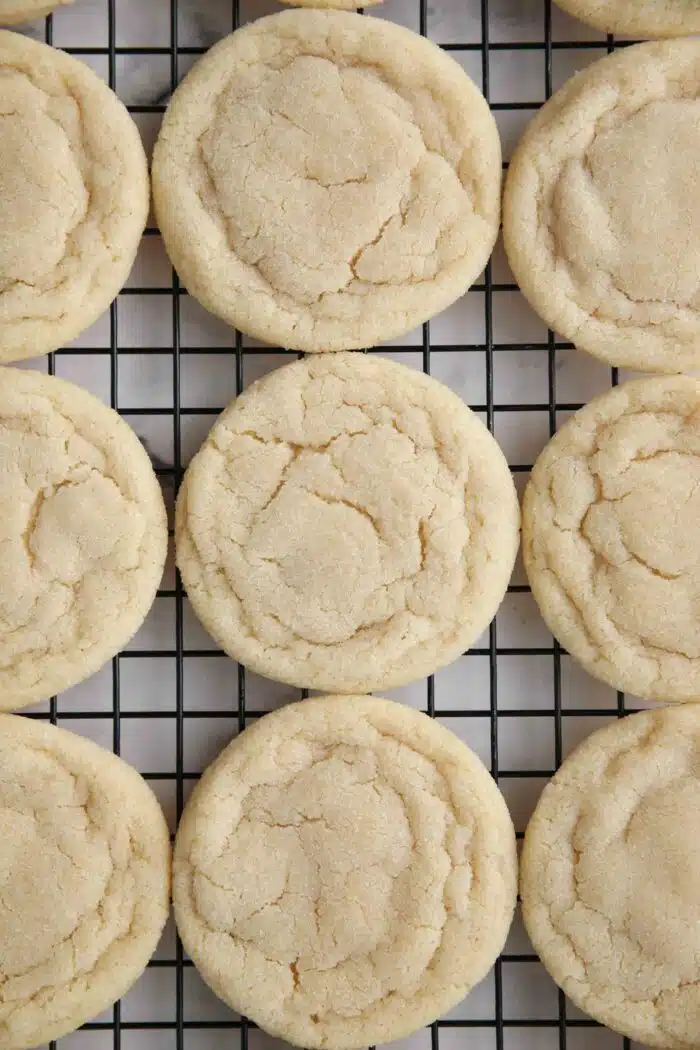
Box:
[16,0,650,1047]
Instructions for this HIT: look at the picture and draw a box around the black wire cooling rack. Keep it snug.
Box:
[19,0,646,1046]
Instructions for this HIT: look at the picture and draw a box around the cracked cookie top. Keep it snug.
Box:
[173,695,517,1049]
[522,706,700,1049]
[523,374,700,701]
[0,31,148,362]
[0,713,170,1050]
[176,352,519,693]
[152,9,501,353]
[504,39,700,373]
[0,367,167,711]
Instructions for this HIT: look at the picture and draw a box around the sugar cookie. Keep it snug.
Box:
[0,713,170,1049]
[152,9,501,352]
[176,352,519,692]
[0,31,148,361]
[279,0,381,7]
[504,39,700,373]
[174,695,517,1050]
[553,0,700,37]
[0,0,71,22]
[0,367,167,711]
[522,705,700,1049]
[524,374,700,701]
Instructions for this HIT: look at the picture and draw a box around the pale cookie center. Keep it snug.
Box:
[0,110,86,290]
[0,757,112,996]
[220,425,467,647]
[583,447,700,656]
[195,747,413,972]
[571,777,700,1040]
[247,484,382,621]
[191,737,462,1020]
[198,54,467,304]
[553,101,700,309]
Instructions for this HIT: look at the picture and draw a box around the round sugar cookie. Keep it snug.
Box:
[176,352,519,693]
[0,367,167,711]
[173,695,517,1050]
[0,0,71,23]
[0,31,148,361]
[552,0,700,38]
[504,39,700,373]
[0,713,170,1050]
[522,705,700,1049]
[152,9,501,352]
[523,374,700,702]
[279,0,381,8]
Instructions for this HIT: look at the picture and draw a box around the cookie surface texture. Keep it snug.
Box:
[504,39,700,373]
[0,367,167,711]
[0,0,71,23]
[552,0,700,37]
[152,9,501,352]
[523,374,700,701]
[0,31,148,361]
[173,694,518,1049]
[0,714,171,1050]
[522,705,700,1048]
[176,352,519,692]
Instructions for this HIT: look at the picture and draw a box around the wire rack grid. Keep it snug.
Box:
[13,0,653,1047]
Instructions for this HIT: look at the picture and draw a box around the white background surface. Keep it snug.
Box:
[16,0,651,1046]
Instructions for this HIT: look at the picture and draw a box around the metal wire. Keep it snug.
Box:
[26,0,641,1046]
